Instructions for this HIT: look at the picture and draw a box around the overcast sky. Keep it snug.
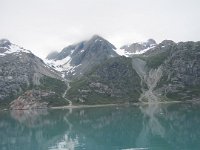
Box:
[0,0,200,59]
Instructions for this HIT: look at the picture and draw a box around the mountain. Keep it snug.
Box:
[67,39,200,104]
[1,36,200,109]
[46,35,119,79]
[117,39,157,56]
[131,40,200,102]
[150,41,200,101]
[0,39,68,109]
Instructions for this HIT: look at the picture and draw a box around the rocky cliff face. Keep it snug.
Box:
[46,35,119,79]
[134,40,200,101]
[0,39,67,109]
[10,90,53,110]
[154,41,200,101]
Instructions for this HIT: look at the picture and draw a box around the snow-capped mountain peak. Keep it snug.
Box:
[45,35,118,79]
[0,39,31,56]
[115,39,157,57]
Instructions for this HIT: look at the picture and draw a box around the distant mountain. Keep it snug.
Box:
[46,35,119,79]
[0,39,68,109]
[117,39,157,56]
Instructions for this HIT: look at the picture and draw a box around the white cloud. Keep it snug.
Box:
[0,0,200,59]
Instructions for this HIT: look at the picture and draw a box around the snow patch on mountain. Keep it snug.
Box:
[44,56,71,72]
[44,55,82,77]
[115,39,157,57]
[129,45,156,55]
[114,48,127,56]
[0,43,31,56]
[45,35,119,79]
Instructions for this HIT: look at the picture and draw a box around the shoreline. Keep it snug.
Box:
[140,100,181,105]
[1,100,198,111]
[50,100,182,110]
[50,103,120,109]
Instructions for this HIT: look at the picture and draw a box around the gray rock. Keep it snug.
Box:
[143,40,200,101]
[0,40,62,104]
[10,90,54,110]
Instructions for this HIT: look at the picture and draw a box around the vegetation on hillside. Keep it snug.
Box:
[37,76,68,106]
[66,56,142,104]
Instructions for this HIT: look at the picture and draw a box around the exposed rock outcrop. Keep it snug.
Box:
[10,90,55,110]
[138,40,200,101]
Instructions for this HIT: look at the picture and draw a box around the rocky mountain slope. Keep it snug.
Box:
[66,39,200,104]
[129,40,200,102]
[66,56,142,104]
[1,36,200,109]
[151,41,200,101]
[0,39,68,109]
[46,35,119,79]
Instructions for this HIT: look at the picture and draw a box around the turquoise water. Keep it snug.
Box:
[0,102,200,150]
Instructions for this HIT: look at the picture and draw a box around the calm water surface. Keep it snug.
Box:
[0,102,200,150]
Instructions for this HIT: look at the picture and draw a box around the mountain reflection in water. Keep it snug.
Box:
[0,102,200,150]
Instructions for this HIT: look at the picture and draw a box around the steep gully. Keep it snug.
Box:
[132,57,163,103]
[62,79,72,106]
